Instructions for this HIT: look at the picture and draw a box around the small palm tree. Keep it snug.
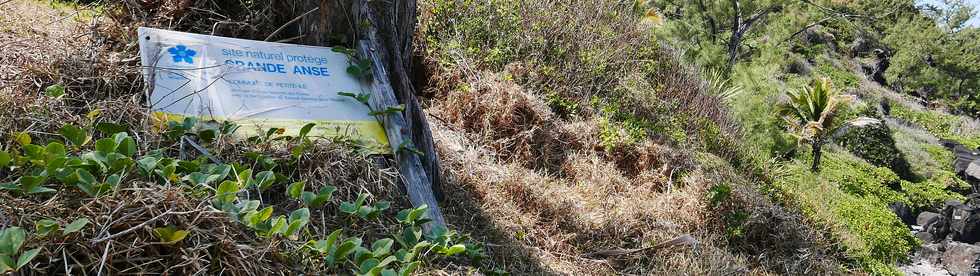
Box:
[778,78,853,172]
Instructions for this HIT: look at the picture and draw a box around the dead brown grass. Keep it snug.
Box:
[433,118,774,274]
[419,2,849,270]
[426,77,845,274]
[0,185,287,275]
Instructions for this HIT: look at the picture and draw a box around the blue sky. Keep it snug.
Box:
[919,0,980,27]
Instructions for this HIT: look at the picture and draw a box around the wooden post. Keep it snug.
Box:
[288,0,446,230]
[354,0,447,229]
[357,40,446,229]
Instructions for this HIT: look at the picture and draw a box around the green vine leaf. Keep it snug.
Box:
[63,218,90,235]
[153,225,189,244]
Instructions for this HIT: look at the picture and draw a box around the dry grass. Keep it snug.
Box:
[419,0,741,148]
[414,0,851,272]
[1,185,288,275]
[432,115,846,274]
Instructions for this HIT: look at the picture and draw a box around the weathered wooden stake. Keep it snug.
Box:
[354,0,447,230]
[357,40,446,229]
[290,0,446,230]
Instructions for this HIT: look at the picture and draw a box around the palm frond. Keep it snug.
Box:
[701,67,743,104]
[778,77,851,143]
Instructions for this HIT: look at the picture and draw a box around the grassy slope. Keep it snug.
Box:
[418,0,853,274]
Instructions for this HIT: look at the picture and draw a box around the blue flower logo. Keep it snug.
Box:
[167,45,196,64]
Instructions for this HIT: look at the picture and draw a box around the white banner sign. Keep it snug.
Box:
[137,27,388,151]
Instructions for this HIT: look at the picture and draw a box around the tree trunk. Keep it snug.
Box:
[811,140,823,172]
[287,0,447,229]
[291,0,355,45]
[355,0,446,229]
[364,0,444,201]
[724,1,779,74]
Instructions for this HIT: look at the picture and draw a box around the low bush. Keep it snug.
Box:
[815,62,860,90]
[900,180,966,210]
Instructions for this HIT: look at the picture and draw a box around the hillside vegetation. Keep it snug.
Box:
[0,0,979,275]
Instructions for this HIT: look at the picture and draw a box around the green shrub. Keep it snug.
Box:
[900,180,965,210]
[819,152,906,205]
[815,62,859,89]
[928,170,974,194]
[922,144,954,170]
[771,153,917,274]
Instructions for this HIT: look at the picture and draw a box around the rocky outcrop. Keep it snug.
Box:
[835,117,915,180]
[943,242,980,276]
[943,140,980,191]
[920,211,951,241]
[859,49,889,86]
[892,202,916,226]
[907,199,980,275]
[944,200,980,243]
[968,161,980,186]
[945,140,980,175]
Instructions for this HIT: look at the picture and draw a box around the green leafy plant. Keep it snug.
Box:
[182,163,231,187]
[340,193,391,220]
[339,92,371,106]
[63,218,89,235]
[44,84,65,98]
[153,225,189,244]
[249,170,275,191]
[0,175,56,195]
[396,205,432,227]
[242,206,281,237]
[0,227,41,273]
[287,181,337,208]
[368,105,405,117]
[425,226,467,257]
[67,169,119,197]
[95,122,128,136]
[136,156,160,177]
[34,218,89,238]
[355,253,397,276]
[77,132,136,178]
[298,123,316,141]
[244,152,278,170]
[346,57,374,81]
[59,125,91,149]
[308,229,361,268]
[0,150,10,168]
[213,180,241,211]
[34,220,59,237]
[164,117,198,140]
[281,208,311,240]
